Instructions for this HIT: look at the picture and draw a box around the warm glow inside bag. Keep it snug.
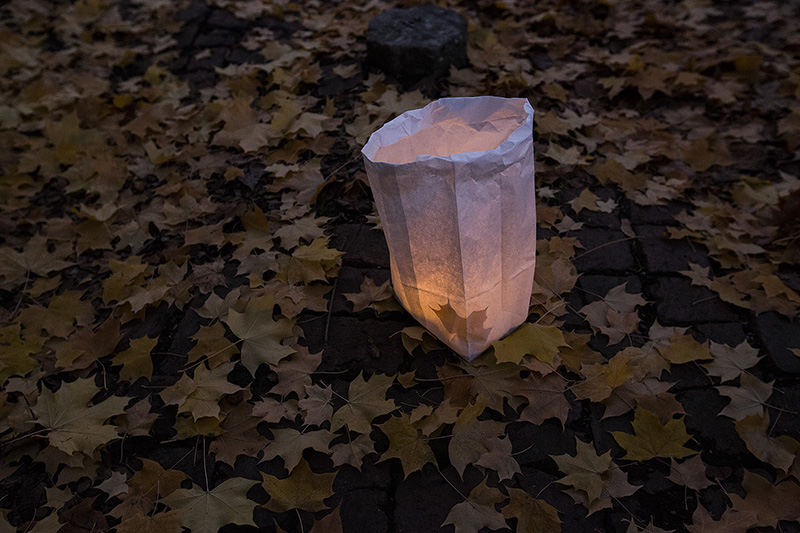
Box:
[362,96,536,360]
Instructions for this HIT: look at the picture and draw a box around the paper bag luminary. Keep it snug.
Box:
[362,96,536,360]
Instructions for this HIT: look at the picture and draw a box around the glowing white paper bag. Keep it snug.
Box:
[362,96,536,360]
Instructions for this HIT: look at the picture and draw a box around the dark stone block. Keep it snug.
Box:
[628,201,686,226]
[755,312,800,374]
[691,323,748,346]
[394,464,478,533]
[577,274,642,306]
[366,5,468,83]
[636,224,710,273]
[648,277,741,325]
[300,315,412,375]
[334,460,393,492]
[207,8,249,31]
[507,420,576,469]
[572,228,637,272]
[176,0,210,22]
[768,383,800,438]
[331,224,390,268]
[340,488,390,533]
[677,388,747,458]
[194,28,239,49]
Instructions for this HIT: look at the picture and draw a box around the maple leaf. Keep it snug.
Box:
[377,414,435,478]
[580,283,646,344]
[224,307,296,373]
[114,336,157,381]
[667,455,713,491]
[517,372,570,426]
[160,363,242,420]
[569,189,601,214]
[262,428,333,472]
[442,480,507,533]
[735,413,799,472]
[553,439,613,503]
[280,237,343,283]
[188,322,237,368]
[112,458,186,518]
[252,396,299,423]
[330,372,396,434]
[31,378,129,456]
[718,374,773,420]
[432,300,492,345]
[262,458,335,512]
[0,234,72,286]
[162,477,257,533]
[115,510,182,533]
[0,324,44,384]
[208,403,262,466]
[475,435,520,481]
[330,433,376,469]
[703,341,761,382]
[344,277,401,313]
[655,331,711,365]
[572,353,636,403]
[502,487,561,533]
[727,470,800,529]
[298,384,333,426]
[273,215,328,249]
[611,408,695,461]
[491,322,569,365]
[270,346,322,397]
[448,401,507,478]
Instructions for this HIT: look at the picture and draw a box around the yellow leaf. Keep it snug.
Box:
[611,408,695,461]
[492,323,569,365]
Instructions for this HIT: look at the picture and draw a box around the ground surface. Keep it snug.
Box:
[1,0,800,532]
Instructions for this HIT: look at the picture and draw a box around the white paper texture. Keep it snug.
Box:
[362,96,536,360]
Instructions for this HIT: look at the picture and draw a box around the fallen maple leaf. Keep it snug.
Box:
[261,458,335,512]
[491,322,569,365]
[31,378,129,456]
[330,372,396,434]
[377,414,435,478]
[224,307,296,373]
[162,477,257,533]
[502,487,561,533]
[611,408,695,461]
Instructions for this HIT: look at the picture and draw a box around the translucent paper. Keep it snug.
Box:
[362,96,536,360]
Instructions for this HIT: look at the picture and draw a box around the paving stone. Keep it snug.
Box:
[300,315,412,375]
[194,28,239,48]
[628,201,686,226]
[677,388,748,458]
[572,228,637,272]
[648,277,741,325]
[768,383,800,438]
[330,265,390,314]
[334,460,393,492]
[206,8,248,30]
[394,464,478,533]
[577,274,643,306]
[340,488,390,533]
[332,224,390,268]
[755,312,800,374]
[691,323,748,346]
[507,420,577,469]
[635,224,710,273]
[777,265,800,294]
[366,5,467,83]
